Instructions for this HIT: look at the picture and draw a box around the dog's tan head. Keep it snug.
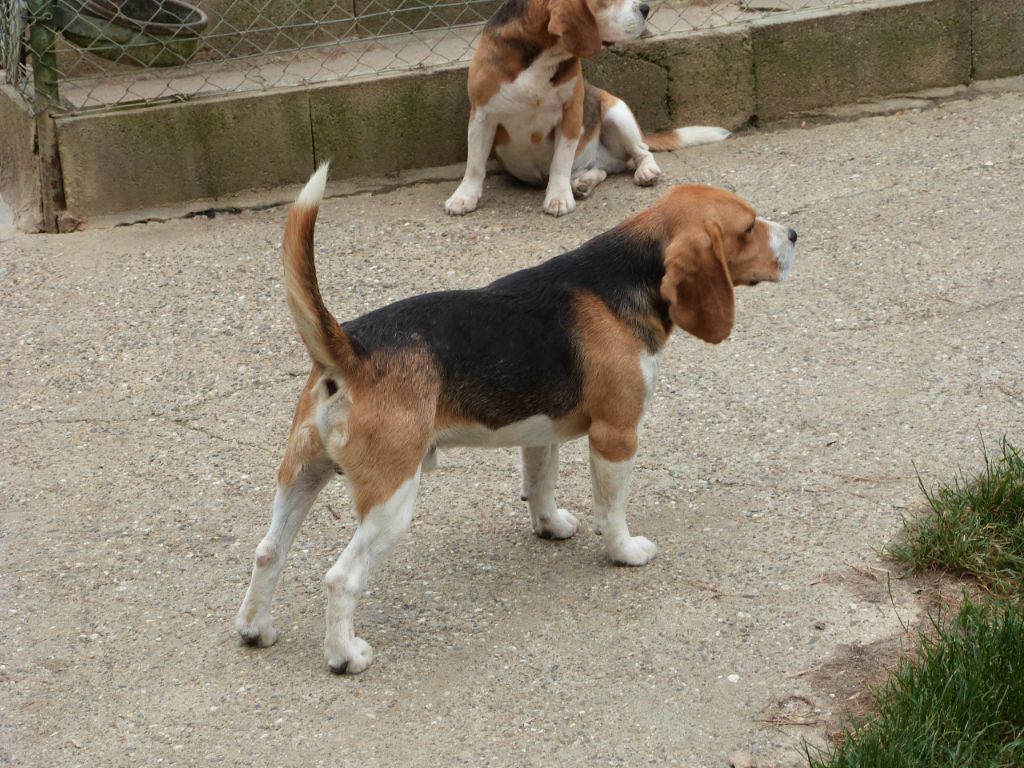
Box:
[547,0,649,57]
[632,184,797,344]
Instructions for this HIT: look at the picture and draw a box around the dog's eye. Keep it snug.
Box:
[744,221,756,235]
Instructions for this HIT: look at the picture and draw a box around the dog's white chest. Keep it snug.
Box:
[489,49,577,185]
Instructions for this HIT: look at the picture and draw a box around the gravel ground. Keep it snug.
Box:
[2,86,1024,768]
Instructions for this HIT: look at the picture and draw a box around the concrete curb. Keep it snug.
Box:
[3,0,1022,229]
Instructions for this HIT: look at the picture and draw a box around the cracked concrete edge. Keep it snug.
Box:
[82,162,469,231]
[3,0,1022,228]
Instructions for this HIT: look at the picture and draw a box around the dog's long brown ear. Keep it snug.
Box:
[548,0,602,58]
[660,222,735,344]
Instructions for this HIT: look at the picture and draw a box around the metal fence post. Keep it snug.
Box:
[27,0,58,108]
[27,0,68,232]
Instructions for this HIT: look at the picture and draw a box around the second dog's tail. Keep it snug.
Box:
[643,126,731,152]
[281,163,358,377]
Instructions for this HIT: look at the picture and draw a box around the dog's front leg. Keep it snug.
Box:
[543,126,579,217]
[589,443,656,566]
[323,471,421,674]
[445,110,497,215]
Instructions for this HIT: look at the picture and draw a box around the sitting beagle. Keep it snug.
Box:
[444,0,730,217]
[236,165,797,674]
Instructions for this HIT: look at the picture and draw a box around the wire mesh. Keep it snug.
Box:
[1,0,31,102]
[1,0,871,115]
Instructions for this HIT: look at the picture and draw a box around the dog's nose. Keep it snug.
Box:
[788,228,798,244]
[639,3,650,17]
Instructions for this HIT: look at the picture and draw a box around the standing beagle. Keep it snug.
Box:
[236,165,797,673]
[444,0,730,217]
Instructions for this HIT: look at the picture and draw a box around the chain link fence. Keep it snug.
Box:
[2,0,870,115]
[2,0,30,102]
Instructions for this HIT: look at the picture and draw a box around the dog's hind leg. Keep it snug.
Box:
[323,469,421,674]
[236,382,333,647]
[521,445,579,539]
[598,99,662,187]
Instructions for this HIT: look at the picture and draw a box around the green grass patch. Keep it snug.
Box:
[888,438,1024,595]
[807,599,1024,768]
[807,439,1024,767]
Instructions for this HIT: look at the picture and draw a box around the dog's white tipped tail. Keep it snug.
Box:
[297,162,330,208]
[282,163,358,377]
[644,126,731,152]
[676,126,731,147]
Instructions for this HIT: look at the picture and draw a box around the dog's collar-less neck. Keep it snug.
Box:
[526,227,672,353]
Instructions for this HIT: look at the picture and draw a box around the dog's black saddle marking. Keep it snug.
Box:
[341,227,666,430]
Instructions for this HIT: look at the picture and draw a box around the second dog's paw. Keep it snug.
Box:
[607,535,657,566]
[445,191,480,215]
[572,172,605,199]
[543,192,576,217]
[633,161,661,187]
[534,508,579,540]
[572,182,593,200]
[326,636,374,675]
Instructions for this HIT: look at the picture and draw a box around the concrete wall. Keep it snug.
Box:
[583,29,756,132]
[752,0,972,120]
[0,85,43,232]
[310,67,470,176]
[973,0,1024,79]
[4,0,1023,227]
[56,89,314,217]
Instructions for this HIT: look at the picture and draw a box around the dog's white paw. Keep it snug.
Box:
[543,192,576,217]
[534,508,579,540]
[445,190,480,215]
[326,636,374,675]
[633,160,661,187]
[572,170,606,200]
[607,535,657,566]
[572,179,594,200]
[235,613,279,648]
